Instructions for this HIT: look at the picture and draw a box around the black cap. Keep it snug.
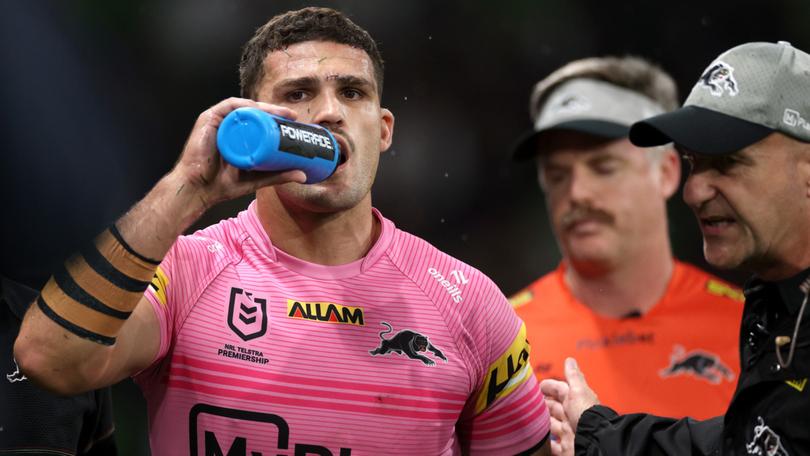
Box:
[512,120,628,161]
[629,106,773,155]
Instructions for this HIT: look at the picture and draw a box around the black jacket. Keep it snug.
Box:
[575,270,810,455]
[2,277,118,455]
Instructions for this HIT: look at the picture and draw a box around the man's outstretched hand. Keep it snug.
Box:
[540,358,600,456]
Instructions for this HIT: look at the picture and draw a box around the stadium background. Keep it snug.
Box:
[1,1,807,453]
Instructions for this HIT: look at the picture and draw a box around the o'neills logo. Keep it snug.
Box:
[427,267,467,303]
[287,300,364,326]
[279,124,333,149]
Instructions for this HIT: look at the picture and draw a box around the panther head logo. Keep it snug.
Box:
[699,61,739,97]
[659,345,735,384]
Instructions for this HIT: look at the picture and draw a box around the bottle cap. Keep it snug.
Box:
[217,108,275,169]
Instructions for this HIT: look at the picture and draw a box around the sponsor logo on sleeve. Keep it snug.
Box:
[227,287,268,342]
[475,323,531,413]
[745,416,788,456]
[368,322,447,366]
[148,266,169,308]
[206,241,224,253]
[427,267,468,303]
[659,345,735,384]
[698,61,739,97]
[287,300,364,326]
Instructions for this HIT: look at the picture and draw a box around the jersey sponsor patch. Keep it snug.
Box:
[659,345,735,384]
[475,322,531,413]
[576,330,654,350]
[287,300,364,326]
[148,266,169,307]
[705,279,744,301]
[216,343,270,365]
[785,378,807,393]
[508,290,533,309]
[368,322,447,366]
[190,404,351,456]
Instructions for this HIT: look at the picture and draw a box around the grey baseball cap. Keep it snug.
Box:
[630,41,810,155]
[513,77,666,161]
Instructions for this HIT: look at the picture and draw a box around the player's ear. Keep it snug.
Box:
[658,147,681,199]
[795,139,810,199]
[380,108,394,153]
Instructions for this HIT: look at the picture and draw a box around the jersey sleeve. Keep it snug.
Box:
[138,231,231,375]
[141,240,180,367]
[458,277,550,454]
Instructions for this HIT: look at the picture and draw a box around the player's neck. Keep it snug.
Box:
[255,191,380,266]
[565,244,675,319]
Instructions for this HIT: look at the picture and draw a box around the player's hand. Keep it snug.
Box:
[540,358,599,455]
[171,97,307,209]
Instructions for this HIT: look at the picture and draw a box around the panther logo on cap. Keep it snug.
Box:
[699,61,739,97]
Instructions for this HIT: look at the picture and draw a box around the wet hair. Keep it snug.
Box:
[239,7,385,99]
[529,56,679,121]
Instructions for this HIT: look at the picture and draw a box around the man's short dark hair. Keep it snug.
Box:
[239,7,384,99]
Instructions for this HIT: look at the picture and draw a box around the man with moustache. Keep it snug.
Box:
[540,41,810,456]
[13,7,550,455]
[510,56,743,427]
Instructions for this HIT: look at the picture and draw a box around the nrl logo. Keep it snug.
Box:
[699,61,739,97]
[227,287,268,342]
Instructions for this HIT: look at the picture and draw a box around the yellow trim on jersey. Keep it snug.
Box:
[149,267,169,308]
[475,322,532,413]
[706,279,744,301]
[508,290,533,309]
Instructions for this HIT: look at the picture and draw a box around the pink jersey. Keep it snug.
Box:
[136,201,549,455]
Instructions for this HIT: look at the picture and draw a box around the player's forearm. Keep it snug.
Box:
[14,170,207,394]
[115,169,211,260]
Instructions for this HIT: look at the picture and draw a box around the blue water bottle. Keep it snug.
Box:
[216,107,341,184]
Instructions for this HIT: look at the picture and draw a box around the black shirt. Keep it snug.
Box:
[575,269,810,455]
[1,277,118,455]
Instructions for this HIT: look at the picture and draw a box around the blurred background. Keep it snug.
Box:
[2,0,807,453]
